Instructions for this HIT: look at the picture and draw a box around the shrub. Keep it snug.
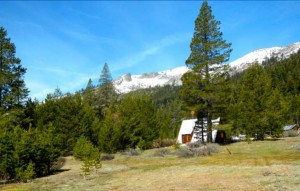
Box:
[152,139,176,148]
[152,148,170,157]
[186,141,205,149]
[175,147,194,158]
[283,130,299,137]
[206,144,219,153]
[50,157,66,171]
[173,142,180,150]
[73,136,93,160]
[161,139,176,147]
[15,161,35,182]
[152,140,160,148]
[121,148,141,156]
[190,147,210,156]
[190,144,218,156]
[101,154,115,161]
[175,143,218,158]
[73,136,102,179]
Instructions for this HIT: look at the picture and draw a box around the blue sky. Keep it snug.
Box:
[1,1,300,100]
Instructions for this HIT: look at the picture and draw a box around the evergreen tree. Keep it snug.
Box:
[181,1,232,142]
[0,27,29,109]
[73,136,101,180]
[98,110,120,153]
[99,63,113,86]
[0,130,16,180]
[118,95,159,150]
[235,64,272,139]
[83,78,96,107]
[96,63,116,117]
[265,88,287,137]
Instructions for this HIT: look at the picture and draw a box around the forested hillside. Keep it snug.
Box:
[1,0,300,183]
[228,51,300,138]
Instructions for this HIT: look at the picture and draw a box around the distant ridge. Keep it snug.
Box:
[113,42,300,94]
[229,42,300,73]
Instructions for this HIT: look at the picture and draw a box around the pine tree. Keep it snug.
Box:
[83,78,95,107]
[265,88,287,137]
[73,136,101,179]
[99,63,112,86]
[96,63,116,117]
[0,27,29,109]
[118,95,158,150]
[98,110,120,153]
[181,1,232,142]
[236,64,272,139]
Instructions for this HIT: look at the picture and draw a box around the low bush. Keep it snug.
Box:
[15,161,35,182]
[175,147,194,158]
[186,141,205,149]
[152,148,170,157]
[206,144,219,153]
[283,130,299,137]
[175,143,218,158]
[161,139,176,147]
[50,157,66,171]
[101,154,115,161]
[152,139,176,148]
[121,148,141,156]
[73,136,99,161]
[173,142,180,150]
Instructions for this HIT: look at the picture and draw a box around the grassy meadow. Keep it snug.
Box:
[1,136,300,191]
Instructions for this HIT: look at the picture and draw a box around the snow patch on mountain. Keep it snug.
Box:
[113,42,300,94]
[114,66,190,94]
[229,42,300,72]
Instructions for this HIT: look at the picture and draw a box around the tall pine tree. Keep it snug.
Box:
[181,1,232,142]
[99,63,113,86]
[96,63,116,117]
[0,27,28,109]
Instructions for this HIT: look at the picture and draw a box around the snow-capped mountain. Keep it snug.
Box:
[229,42,300,72]
[114,42,300,94]
[114,66,189,94]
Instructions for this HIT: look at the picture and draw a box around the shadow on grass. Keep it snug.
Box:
[0,169,71,186]
[50,168,70,175]
[263,138,282,141]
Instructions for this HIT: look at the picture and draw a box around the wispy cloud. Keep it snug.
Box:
[67,7,103,21]
[111,33,191,73]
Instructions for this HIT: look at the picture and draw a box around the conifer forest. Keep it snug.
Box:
[1,1,300,183]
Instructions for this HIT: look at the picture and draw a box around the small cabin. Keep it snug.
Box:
[177,118,224,144]
[283,124,300,134]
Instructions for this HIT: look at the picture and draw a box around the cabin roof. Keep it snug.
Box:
[178,119,197,135]
[283,124,298,131]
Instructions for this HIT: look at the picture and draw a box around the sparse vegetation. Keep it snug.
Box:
[101,154,115,161]
[283,130,299,137]
[152,139,176,148]
[175,142,219,158]
[2,136,300,191]
[120,148,141,156]
[175,147,194,158]
[152,148,170,157]
[73,137,102,180]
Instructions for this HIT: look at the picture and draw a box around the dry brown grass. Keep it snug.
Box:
[2,137,300,191]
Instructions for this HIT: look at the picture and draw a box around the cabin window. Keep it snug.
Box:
[182,134,192,143]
